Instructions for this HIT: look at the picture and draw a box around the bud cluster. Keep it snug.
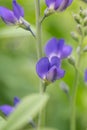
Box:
[71,8,87,42]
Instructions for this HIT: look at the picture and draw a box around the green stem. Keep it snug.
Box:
[70,28,84,130]
[35,0,46,129]
[35,0,42,60]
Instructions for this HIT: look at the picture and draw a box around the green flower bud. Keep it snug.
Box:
[84,27,87,36]
[60,81,69,95]
[68,56,76,67]
[71,32,79,42]
[76,24,82,35]
[83,46,87,52]
[84,17,87,26]
[73,14,82,24]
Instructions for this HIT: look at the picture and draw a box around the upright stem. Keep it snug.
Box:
[70,27,84,130]
[35,0,45,128]
[35,0,42,60]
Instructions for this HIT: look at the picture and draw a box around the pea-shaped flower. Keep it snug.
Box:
[0,0,35,37]
[44,0,73,18]
[0,97,20,116]
[0,0,24,25]
[45,38,72,60]
[36,57,65,82]
[45,0,72,11]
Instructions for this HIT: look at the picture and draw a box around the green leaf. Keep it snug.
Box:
[2,94,49,130]
[0,116,6,130]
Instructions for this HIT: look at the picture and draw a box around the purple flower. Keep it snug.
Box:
[0,0,24,25]
[0,97,20,116]
[45,0,73,12]
[84,69,87,84]
[0,0,35,37]
[36,57,65,82]
[45,38,72,60]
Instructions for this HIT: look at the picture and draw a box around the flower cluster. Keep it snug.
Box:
[0,97,20,116]
[36,37,72,83]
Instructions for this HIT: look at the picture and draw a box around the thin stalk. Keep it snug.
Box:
[35,0,46,129]
[70,28,84,130]
[35,0,42,59]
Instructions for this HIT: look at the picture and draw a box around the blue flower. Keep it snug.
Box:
[45,38,72,60]
[0,0,24,25]
[84,69,87,84]
[36,38,72,82]
[36,57,65,82]
[45,0,73,12]
[0,97,20,116]
[0,0,35,37]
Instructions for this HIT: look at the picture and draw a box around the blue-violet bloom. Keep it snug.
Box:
[45,0,73,12]
[0,0,24,25]
[0,97,20,116]
[36,57,65,82]
[0,0,35,37]
[84,69,87,84]
[45,38,72,61]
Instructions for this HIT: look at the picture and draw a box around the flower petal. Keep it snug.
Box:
[58,0,69,11]
[0,105,14,116]
[0,6,17,24]
[46,66,65,82]
[56,68,65,79]
[54,0,63,10]
[84,69,87,83]
[68,0,73,5]
[46,66,58,82]
[36,57,50,79]
[50,56,61,68]
[45,0,56,8]
[45,38,58,59]
[12,0,24,19]
[14,97,20,106]
[57,39,65,58]
[61,44,72,59]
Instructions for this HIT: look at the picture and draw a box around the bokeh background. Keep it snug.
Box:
[0,0,87,130]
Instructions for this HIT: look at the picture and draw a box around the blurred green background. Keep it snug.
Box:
[0,0,87,130]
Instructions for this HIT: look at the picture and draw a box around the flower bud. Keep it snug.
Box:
[71,32,79,42]
[60,81,69,95]
[68,56,76,67]
[81,9,87,18]
[84,17,87,26]
[84,27,87,36]
[73,14,82,24]
[76,24,82,35]
[83,46,87,52]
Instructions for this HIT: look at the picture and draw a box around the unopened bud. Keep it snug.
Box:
[76,24,82,35]
[84,17,87,26]
[71,32,79,42]
[81,9,87,18]
[68,56,76,67]
[73,14,82,24]
[83,46,87,52]
[76,46,80,55]
[84,27,87,36]
[60,81,69,95]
